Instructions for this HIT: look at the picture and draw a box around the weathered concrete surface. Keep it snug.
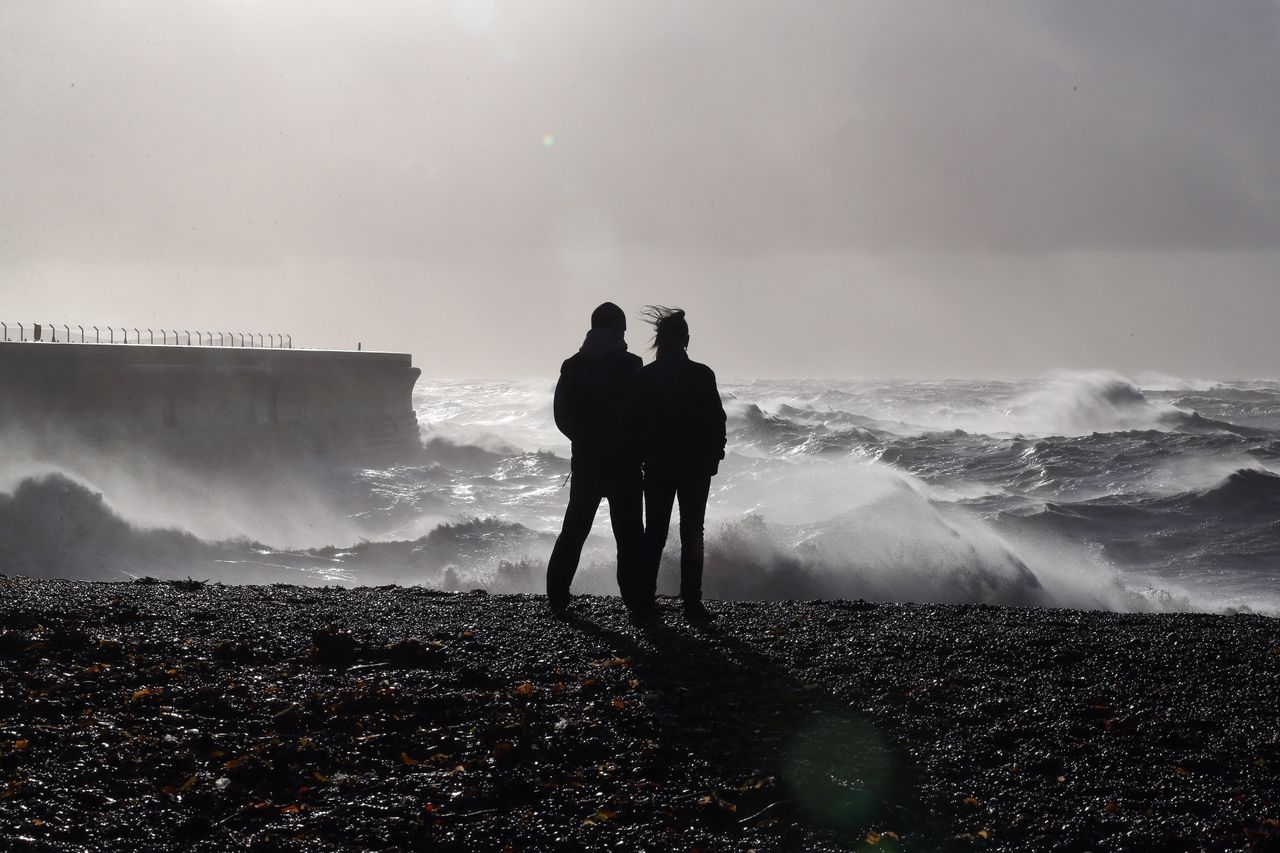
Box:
[0,342,422,464]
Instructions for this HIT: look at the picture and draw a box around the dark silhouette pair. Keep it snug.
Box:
[546,302,727,623]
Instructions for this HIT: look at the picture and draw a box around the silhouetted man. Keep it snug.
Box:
[546,302,646,618]
[635,306,726,623]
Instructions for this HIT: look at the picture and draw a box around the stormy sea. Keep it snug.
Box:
[3,370,1278,616]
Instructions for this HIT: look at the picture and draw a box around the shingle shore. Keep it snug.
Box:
[1,577,1278,851]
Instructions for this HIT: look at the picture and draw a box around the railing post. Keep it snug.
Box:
[148,329,154,344]
[1,322,6,342]
[107,327,113,344]
[18,323,24,342]
[78,325,84,343]
[287,334,292,348]
[133,328,139,344]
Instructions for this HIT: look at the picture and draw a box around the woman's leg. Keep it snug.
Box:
[676,475,712,604]
[642,473,679,604]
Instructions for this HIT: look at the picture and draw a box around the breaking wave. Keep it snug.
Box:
[0,465,1202,614]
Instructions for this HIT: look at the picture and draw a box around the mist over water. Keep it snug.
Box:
[3,371,1279,615]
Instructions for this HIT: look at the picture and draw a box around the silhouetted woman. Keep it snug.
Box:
[636,307,727,622]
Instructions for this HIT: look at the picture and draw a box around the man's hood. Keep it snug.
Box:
[579,327,628,358]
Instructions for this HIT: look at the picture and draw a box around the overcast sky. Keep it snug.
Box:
[2,1,1278,379]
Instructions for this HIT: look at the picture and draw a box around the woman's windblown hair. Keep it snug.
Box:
[640,305,689,356]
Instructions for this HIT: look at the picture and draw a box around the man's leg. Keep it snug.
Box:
[676,475,712,605]
[546,469,603,612]
[642,473,679,604]
[605,468,646,613]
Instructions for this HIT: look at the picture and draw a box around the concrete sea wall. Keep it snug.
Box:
[0,342,422,464]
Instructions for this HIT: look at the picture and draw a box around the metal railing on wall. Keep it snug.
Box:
[0,323,292,348]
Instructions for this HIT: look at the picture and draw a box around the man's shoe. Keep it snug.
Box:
[683,601,715,623]
[627,606,659,627]
[548,597,570,619]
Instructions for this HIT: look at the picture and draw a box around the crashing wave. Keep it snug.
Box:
[1191,468,1280,513]
[0,474,218,579]
[1004,371,1177,435]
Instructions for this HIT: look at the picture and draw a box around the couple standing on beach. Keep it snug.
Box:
[547,302,727,625]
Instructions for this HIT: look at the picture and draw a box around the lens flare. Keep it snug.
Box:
[786,714,894,831]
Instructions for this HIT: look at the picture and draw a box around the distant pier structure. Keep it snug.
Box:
[0,324,422,465]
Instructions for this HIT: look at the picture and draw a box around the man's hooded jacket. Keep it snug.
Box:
[553,327,643,472]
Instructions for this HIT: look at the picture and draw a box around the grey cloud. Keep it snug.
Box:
[2,0,1279,268]
[3,2,1280,380]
